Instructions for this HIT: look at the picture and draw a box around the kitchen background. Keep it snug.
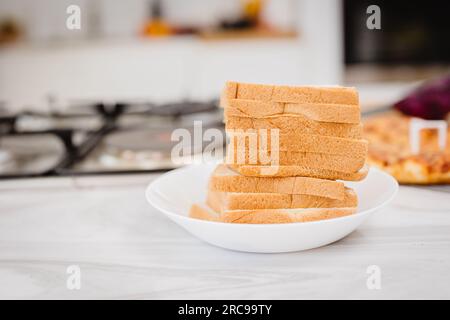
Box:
[2,0,450,301]
[0,0,449,178]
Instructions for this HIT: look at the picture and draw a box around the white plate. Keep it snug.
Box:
[146,163,398,253]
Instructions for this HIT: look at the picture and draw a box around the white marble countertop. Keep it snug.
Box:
[0,173,449,300]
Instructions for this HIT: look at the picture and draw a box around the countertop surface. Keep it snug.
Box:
[0,173,449,300]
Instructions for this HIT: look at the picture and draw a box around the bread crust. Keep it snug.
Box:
[227,131,368,158]
[225,115,363,139]
[189,204,219,221]
[210,164,346,199]
[225,81,359,105]
[192,82,365,225]
[229,164,369,180]
[207,189,358,211]
[224,99,360,124]
[189,203,356,224]
[226,148,366,173]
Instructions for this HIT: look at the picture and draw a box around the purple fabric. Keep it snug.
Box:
[394,75,450,120]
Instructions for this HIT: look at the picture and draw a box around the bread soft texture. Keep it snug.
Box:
[224,81,359,105]
[226,148,366,173]
[224,99,360,124]
[227,130,368,158]
[230,164,369,180]
[225,115,362,139]
[195,81,366,225]
[207,188,357,211]
[189,203,356,224]
[209,164,346,199]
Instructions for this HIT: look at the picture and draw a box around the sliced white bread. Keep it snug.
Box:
[223,99,360,124]
[207,188,357,211]
[225,115,363,139]
[209,164,346,199]
[223,81,359,105]
[229,163,369,181]
[189,203,356,224]
[225,148,366,173]
[226,130,368,158]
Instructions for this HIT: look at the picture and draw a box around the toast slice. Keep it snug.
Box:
[226,148,366,173]
[224,81,359,105]
[209,164,346,199]
[229,163,369,180]
[227,130,368,158]
[189,203,356,224]
[223,99,360,124]
[207,188,357,211]
[225,115,363,139]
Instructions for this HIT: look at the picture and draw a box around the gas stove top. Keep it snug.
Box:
[0,100,224,179]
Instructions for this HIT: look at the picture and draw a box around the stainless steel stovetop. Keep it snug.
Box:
[0,100,224,179]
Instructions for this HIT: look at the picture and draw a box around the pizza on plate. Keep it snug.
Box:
[363,111,450,184]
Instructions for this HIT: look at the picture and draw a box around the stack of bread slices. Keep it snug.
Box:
[190,81,368,224]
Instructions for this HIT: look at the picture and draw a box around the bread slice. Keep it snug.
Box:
[226,148,366,173]
[224,81,359,105]
[207,188,357,211]
[209,164,346,199]
[225,115,362,139]
[189,203,356,224]
[223,99,360,124]
[227,130,368,158]
[229,164,369,181]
